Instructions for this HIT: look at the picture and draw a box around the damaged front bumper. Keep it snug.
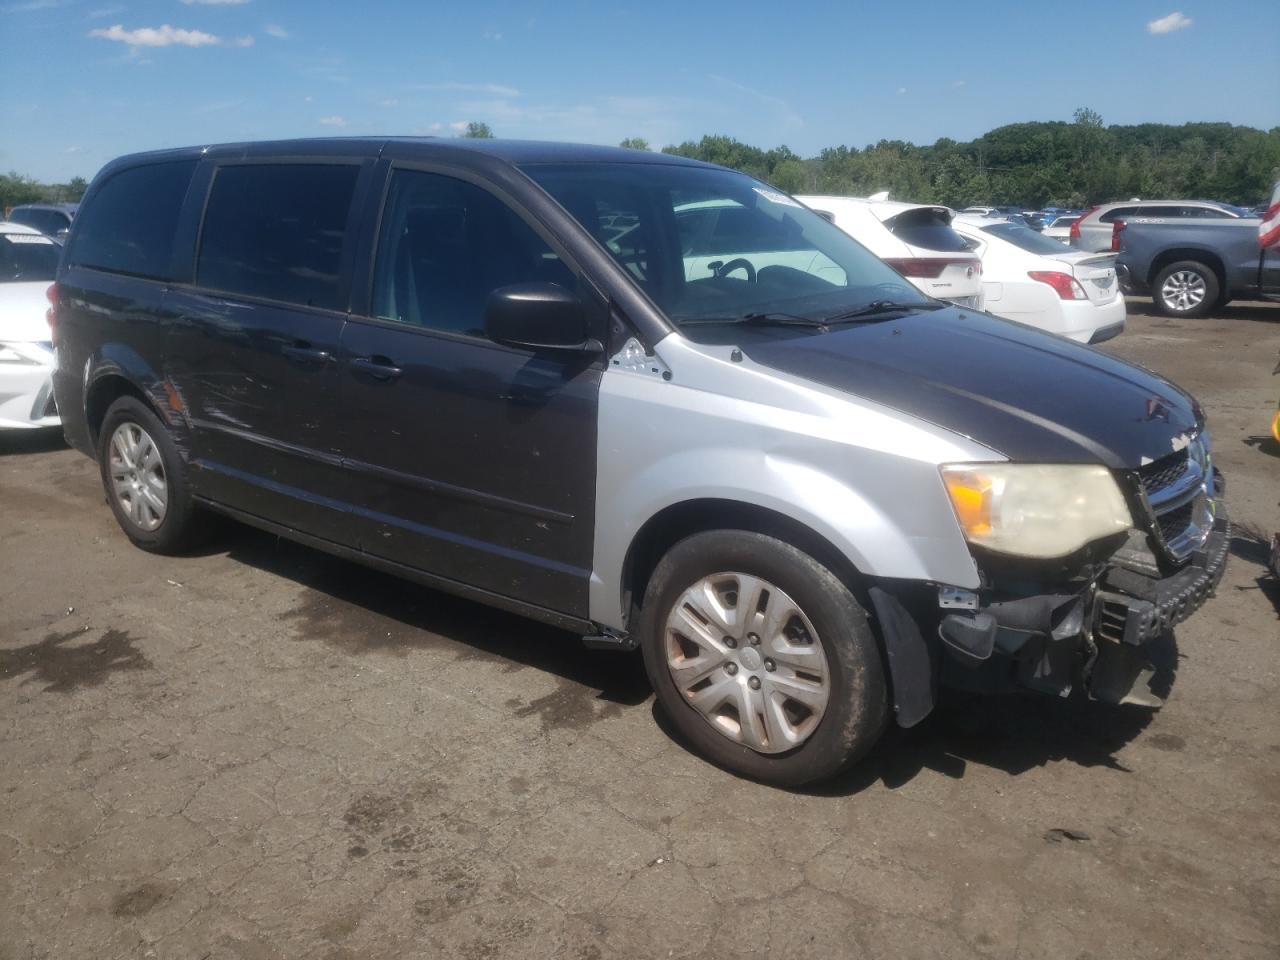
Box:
[870,500,1230,726]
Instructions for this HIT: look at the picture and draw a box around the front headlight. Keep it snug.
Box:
[941,463,1133,559]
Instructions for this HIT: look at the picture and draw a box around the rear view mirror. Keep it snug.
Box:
[484,283,597,352]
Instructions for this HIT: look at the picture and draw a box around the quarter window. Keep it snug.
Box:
[197,164,360,310]
[371,169,576,336]
[69,161,196,280]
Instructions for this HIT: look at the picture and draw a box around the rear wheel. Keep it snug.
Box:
[1152,260,1219,318]
[638,530,888,786]
[97,396,206,553]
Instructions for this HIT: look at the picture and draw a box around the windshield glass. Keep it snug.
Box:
[978,221,1081,255]
[885,208,972,252]
[521,162,928,330]
[0,232,59,282]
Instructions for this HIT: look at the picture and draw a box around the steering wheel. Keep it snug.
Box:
[713,258,757,283]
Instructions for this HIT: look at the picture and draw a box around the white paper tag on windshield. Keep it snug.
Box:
[753,187,802,208]
[4,233,55,245]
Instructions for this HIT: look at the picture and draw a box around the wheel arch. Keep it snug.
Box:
[1148,248,1226,292]
[619,498,867,627]
[82,345,186,456]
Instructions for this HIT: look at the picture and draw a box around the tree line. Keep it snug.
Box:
[643,110,1280,209]
[5,111,1277,214]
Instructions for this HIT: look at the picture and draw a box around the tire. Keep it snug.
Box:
[1152,260,1219,318]
[97,396,206,554]
[637,530,888,787]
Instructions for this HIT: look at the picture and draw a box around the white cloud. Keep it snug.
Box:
[414,81,520,98]
[181,0,251,5]
[89,23,220,47]
[318,115,347,127]
[263,23,288,39]
[482,30,502,41]
[1147,11,1191,34]
[303,95,313,102]
[3,0,63,10]
[86,4,123,17]
[449,121,469,132]
[952,79,967,88]
[65,145,83,154]
[379,98,399,107]
[230,34,253,47]
[896,87,907,95]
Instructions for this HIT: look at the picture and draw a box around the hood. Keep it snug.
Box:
[0,282,54,342]
[741,307,1199,468]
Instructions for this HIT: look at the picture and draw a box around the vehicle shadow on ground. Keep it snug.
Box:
[213,519,1182,792]
[217,522,653,709]
[796,630,1181,797]
[0,428,66,457]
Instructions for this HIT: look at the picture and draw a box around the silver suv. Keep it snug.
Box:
[1071,200,1242,252]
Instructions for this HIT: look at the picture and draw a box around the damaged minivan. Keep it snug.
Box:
[52,139,1229,785]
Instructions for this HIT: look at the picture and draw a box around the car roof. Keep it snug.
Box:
[10,202,76,213]
[99,137,714,176]
[0,221,44,235]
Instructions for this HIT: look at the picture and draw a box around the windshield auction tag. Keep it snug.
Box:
[4,234,55,245]
[753,187,802,208]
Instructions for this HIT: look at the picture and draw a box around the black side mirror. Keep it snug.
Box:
[484,283,597,352]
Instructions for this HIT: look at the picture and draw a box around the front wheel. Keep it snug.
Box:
[1152,261,1219,318]
[638,530,888,786]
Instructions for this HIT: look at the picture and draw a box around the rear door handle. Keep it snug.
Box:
[281,342,332,364]
[350,355,403,381]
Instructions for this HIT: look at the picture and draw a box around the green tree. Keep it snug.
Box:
[618,137,650,151]
[462,121,494,139]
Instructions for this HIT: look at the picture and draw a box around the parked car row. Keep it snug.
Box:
[800,196,1123,342]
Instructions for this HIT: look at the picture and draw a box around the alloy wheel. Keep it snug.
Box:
[1160,270,1207,313]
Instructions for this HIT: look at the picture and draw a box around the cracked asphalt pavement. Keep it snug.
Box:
[2,302,1278,959]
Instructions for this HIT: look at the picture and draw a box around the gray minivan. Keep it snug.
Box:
[51,138,1229,785]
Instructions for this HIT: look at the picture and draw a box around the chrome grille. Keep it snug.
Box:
[1137,449,1189,494]
[1135,438,1213,562]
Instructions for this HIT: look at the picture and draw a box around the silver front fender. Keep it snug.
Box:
[589,334,1002,629]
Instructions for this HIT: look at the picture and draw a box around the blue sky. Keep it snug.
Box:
[3,0,1278,182]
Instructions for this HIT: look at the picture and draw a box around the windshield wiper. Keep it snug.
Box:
[822,299,944,324]
[680,312,831,330]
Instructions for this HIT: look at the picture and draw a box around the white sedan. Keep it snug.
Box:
[952,215,1125,343]
[796,195,984,309]
[0,222,60,429]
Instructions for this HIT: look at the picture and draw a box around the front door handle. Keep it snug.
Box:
[350,355,404,381]
[281,342,332,364]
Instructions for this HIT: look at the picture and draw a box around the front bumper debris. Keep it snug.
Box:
[931,500,1229,710]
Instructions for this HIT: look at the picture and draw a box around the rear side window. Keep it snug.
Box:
[197,163,360,310]
[1098,206,1138,224]
[1180,205,1232,219]
[69,161,196,280]
[980,221,1080,255]
[886,208,971,252]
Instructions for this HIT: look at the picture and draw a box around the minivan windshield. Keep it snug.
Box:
[522,162,929,331]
